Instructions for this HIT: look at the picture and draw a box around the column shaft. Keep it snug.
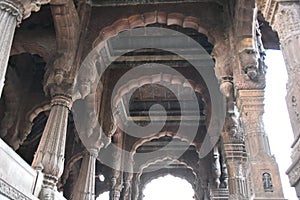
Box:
[72,152,97,200]
[0,2,20,97]
[110,130,123,200]
[222,114,248,200]
[238,90,271,159]
[32,95,72,199]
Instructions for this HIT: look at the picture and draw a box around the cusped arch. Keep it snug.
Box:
[93,11,215,49]
[140,161,197,192]
[20,102,51,143]
[138,156,196,178]
[10,41,53,63]
[131,131,198,155]
[113,74,208,108]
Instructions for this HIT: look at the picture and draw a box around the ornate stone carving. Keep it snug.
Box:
[44,0,79,97]
[0,178,31,200]
[31,95,72,197]
[211,33,233,81]
[110,130,124,200]
[123,157,134,200]
[212,146,221,188]
[239,48,259,80]
[273,2,300,42]
[0,1,22,22]
[223,113,244,144]
[220,158,228,188]
[287,157,300,186]
[0,0,49,23]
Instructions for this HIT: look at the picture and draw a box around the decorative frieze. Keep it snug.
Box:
[0,179,31,200]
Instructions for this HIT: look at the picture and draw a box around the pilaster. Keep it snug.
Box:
[31,95,72,200]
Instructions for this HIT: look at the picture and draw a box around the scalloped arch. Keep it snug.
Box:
[113,74,207,108]
[20,102,51,145]
[137,156,197,189]
[131,131,200,155]
[93,11,214,49]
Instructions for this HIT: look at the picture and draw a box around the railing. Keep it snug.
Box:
[0,138,41,200]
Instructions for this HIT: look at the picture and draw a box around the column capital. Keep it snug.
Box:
[236,90,265,112]
[51,94,73,110]
[0,0,49,23]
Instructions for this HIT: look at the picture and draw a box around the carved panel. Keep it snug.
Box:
[0,179,32,200]
[273,2,300,42]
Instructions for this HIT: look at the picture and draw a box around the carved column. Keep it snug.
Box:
[0,0,47,97]
[212,146,221,188]
[71,151,98,200]
[123,154,133,200]
[110,129,124,200]
[0,2,19,97]
[264,1,300,195]
[131,174,141,200]
[237,90,285,199]
[221,113,248,200]
[32,95,72,199]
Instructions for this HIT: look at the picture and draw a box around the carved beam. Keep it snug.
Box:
[44,0,79,96]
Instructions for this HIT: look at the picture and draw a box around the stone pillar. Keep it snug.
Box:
[31,95,72,199]
[123,154,133,200]
[71,151,98,200]
[110,130,123,200]
[0,2,19,97]
[221,113,248,200]
[0,0,47,98]
[131,174,140,200]
[237,90,285,199]
[212,146,221,188]
[267,1,300,196]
